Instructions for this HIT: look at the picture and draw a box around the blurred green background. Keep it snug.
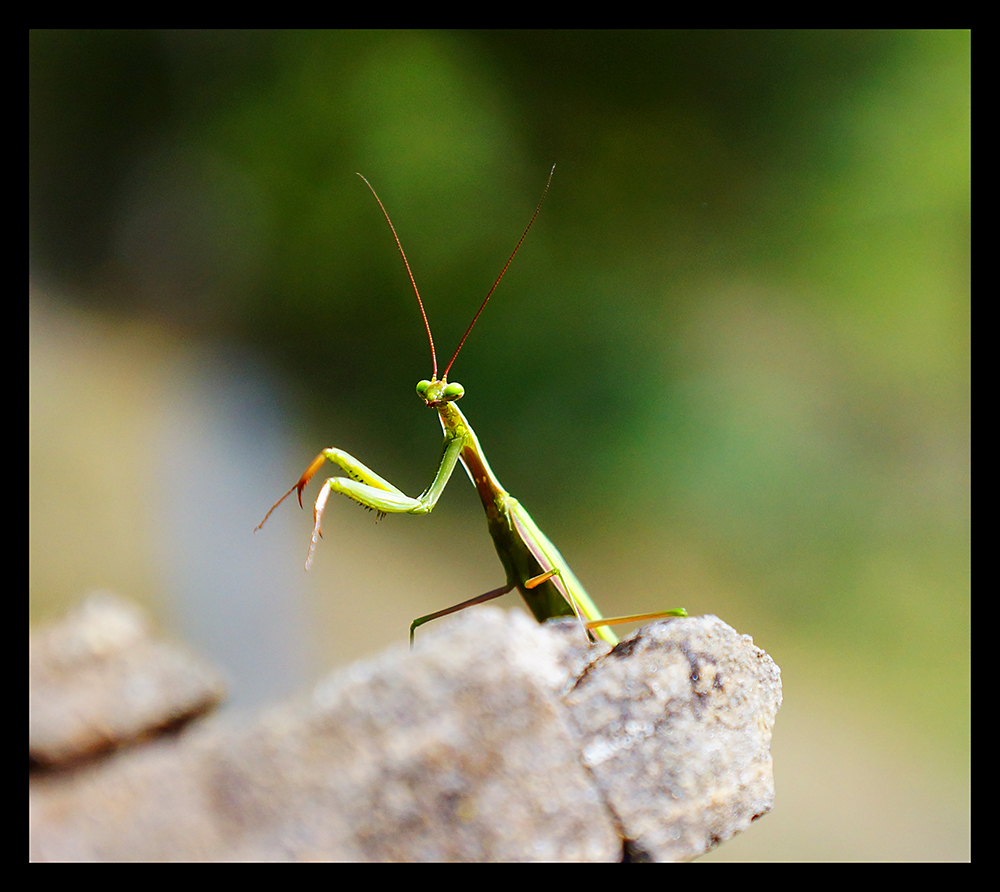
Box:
[29,30,969,859]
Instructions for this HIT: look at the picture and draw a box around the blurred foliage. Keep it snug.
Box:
[30,29,969,818]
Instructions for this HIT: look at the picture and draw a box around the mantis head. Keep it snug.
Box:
[416,379,465,407]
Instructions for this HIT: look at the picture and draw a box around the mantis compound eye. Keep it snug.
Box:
[443,382,465,401]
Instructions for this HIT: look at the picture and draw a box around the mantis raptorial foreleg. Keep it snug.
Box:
[257,433,467,568]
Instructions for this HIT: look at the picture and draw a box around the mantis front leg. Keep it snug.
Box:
[256,433,466,568]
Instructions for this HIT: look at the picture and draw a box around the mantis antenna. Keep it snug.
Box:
[356,164,556,381]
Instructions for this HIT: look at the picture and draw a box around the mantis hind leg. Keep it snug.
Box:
[409,582,516,647]
[584,607,688,633]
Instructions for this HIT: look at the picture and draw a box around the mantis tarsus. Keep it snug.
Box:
[257,166,687,645]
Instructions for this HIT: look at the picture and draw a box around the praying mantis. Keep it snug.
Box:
[257,167,687,645]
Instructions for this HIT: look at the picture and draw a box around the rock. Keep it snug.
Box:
[30,602,781,861]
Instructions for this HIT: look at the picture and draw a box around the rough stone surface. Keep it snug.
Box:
[29,600,781,861]
[29,592,224,767]
[560,615,782,861]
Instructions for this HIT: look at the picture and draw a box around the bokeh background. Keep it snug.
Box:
[30,30,969,860]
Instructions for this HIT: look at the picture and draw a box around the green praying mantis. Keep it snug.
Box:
[256,166,687,646]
